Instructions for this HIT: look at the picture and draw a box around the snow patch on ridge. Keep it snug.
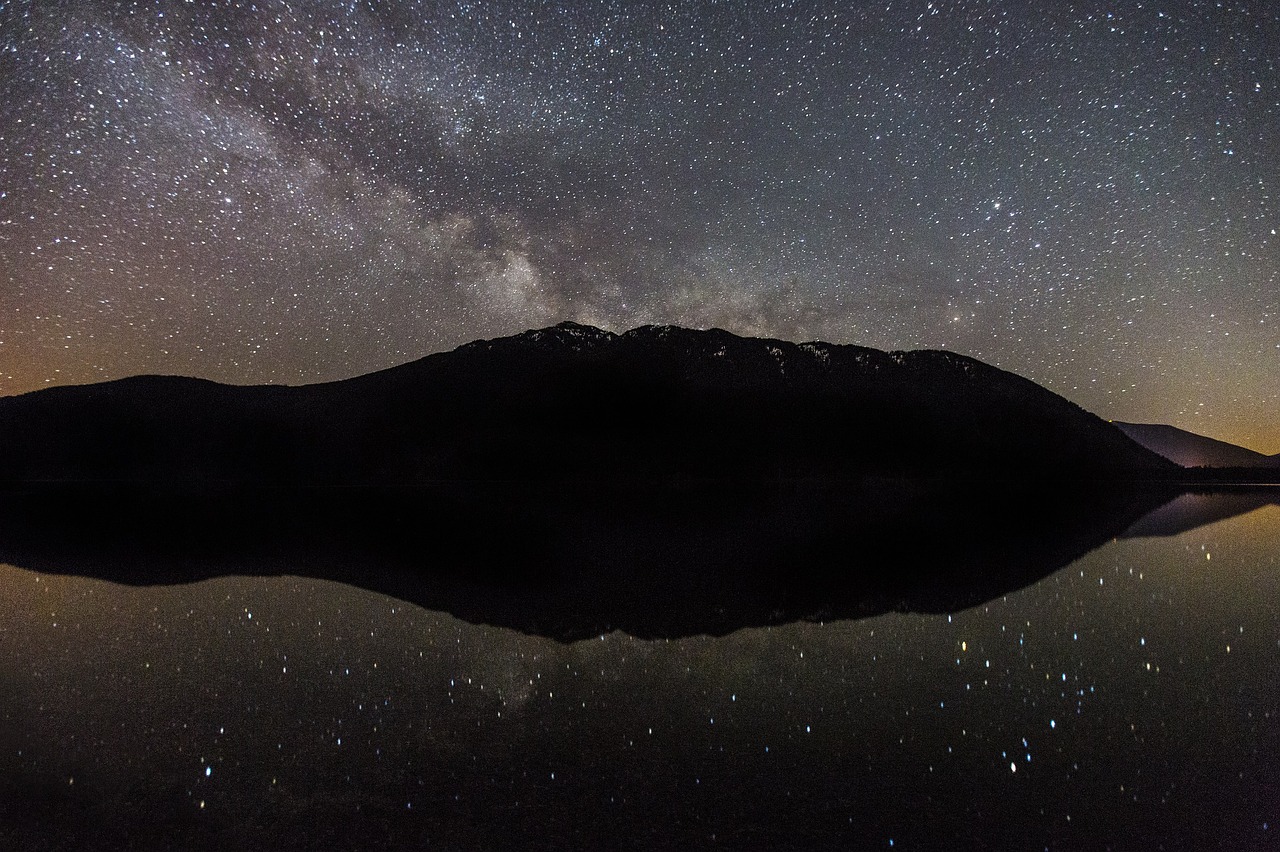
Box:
[798,342,831,364]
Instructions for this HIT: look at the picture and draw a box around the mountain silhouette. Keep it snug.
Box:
[1113,421,1280,469]
[0,322,1176,484]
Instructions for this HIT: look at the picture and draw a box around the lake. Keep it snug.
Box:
[0,489,1276,850]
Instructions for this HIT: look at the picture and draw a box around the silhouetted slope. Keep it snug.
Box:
[1113,421,1280,469]
[0,323,1176,484]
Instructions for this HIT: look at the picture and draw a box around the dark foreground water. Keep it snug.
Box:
[0,496,1276,850]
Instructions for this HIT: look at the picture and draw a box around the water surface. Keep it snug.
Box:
[0,496,1276,850]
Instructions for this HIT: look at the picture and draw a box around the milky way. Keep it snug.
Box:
[1,1,1276,450]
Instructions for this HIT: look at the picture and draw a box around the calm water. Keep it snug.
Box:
[0,498,1277,850]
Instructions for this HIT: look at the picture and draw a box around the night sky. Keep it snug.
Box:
[2,1,1276,451]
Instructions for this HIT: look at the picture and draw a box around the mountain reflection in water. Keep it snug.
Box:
[0,481,1177,640]
[0,488,1276,850]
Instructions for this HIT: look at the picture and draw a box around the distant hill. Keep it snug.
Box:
[1113,422,1280,469]
[0,322,1177,484]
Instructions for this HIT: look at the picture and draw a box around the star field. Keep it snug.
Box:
[1,1,1276,450]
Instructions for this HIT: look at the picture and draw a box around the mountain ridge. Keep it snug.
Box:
[0,322,1177,484]
[1113,421,1280,469]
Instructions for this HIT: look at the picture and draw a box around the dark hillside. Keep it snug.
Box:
[0,323,1176,484]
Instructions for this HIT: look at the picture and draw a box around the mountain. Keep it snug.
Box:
[1113,421,1280,469]
[0,322,1176,484]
